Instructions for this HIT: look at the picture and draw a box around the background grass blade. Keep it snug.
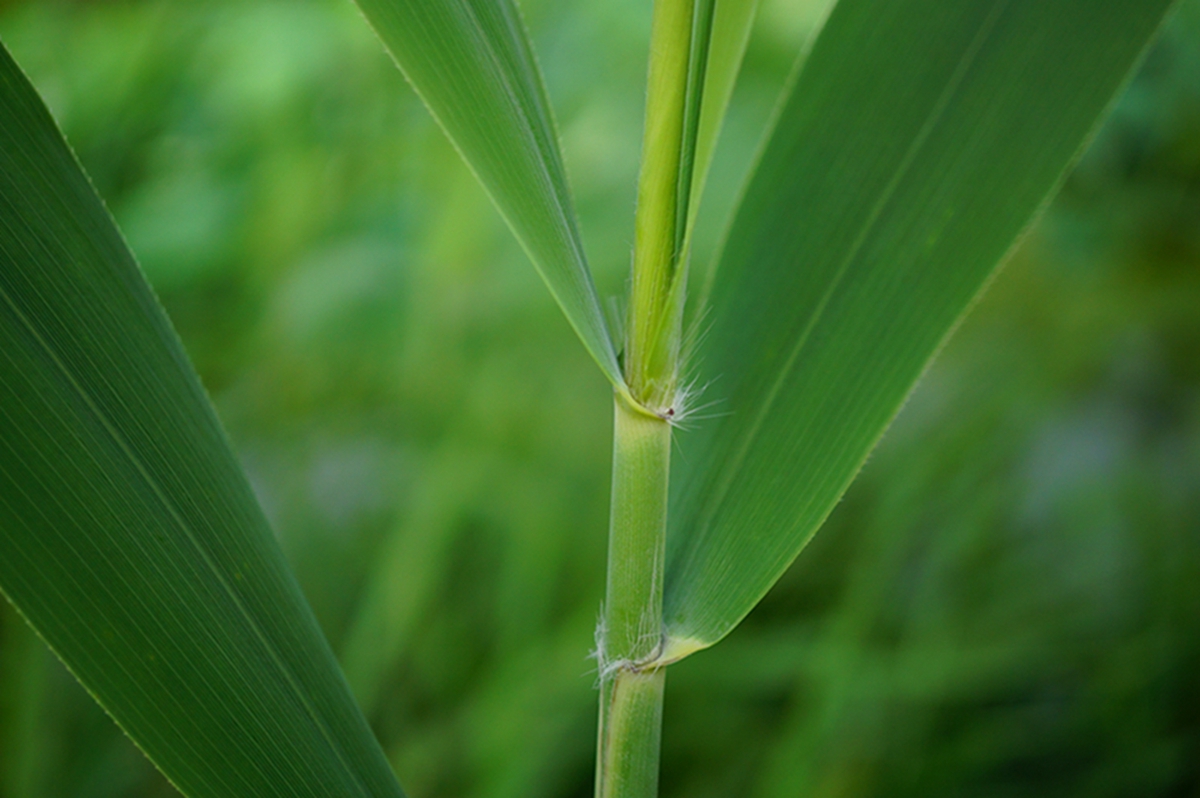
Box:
[663,0,1177,654]
[0,42,405,798]
[0,603,50,798]
[340,446,493,713]
[353,0,622,389]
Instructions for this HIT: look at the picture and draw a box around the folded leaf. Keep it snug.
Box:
[664,0,1176,654]
[355,0,623,388]
[0,42,404,798]
[687,0,760,235]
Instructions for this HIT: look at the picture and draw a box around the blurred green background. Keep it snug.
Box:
[1,0,1198,795]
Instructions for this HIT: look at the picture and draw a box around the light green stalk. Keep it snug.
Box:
[625,0,700,411]
[595,399,670,798]
[598,0,715,795]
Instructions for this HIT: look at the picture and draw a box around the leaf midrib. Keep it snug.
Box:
[0,357,257,796]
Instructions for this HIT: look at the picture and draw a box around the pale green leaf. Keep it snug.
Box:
[663,0,1176,654]
[354,0,623,388]
[0,42,404,798]
[686,0,761,235]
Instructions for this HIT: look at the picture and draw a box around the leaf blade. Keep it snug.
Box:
[0,41,404,798]
[354,0,623,388]
[664,0,1176,649]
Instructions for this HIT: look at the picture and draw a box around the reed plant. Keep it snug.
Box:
[0,1,1179,796]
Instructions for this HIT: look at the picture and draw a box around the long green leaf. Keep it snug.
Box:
[662,0,1175,655]
[353,0,623,389]
[0,42,404,798]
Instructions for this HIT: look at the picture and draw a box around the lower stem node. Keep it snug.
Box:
[596,396,672,798]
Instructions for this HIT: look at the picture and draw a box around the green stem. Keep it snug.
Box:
[597,669,666,798]
[598,0,714,794]
[596,397,671,798]
[626,0,696,408]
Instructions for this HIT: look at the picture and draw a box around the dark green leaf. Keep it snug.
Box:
[0,41,404,798]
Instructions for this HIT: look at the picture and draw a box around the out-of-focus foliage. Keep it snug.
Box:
[0,0,1196,796]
